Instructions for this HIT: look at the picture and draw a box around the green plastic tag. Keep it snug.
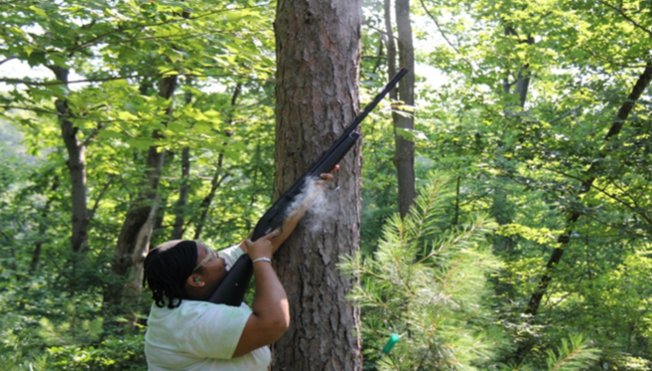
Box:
[382,333,401,354]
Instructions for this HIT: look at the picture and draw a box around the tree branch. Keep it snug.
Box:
[544,167,652,226]
[88,175,115,222]
[1,104,59,115]
[598,0,652,38]
[66,4,270,54]
[418,0,461,55]
[0,74,135,87]
[0,56,17,66]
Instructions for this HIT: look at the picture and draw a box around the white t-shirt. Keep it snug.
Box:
[145,245,270,370]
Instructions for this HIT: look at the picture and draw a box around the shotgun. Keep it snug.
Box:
[209,68,409,306]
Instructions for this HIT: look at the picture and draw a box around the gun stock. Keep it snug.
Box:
[209,68,408,306]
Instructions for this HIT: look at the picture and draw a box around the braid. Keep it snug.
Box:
[144,240,198,309]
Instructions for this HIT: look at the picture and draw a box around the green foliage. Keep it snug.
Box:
[342,175,507,369]
[0,0,651,369]
[1,1,277,368]
[545,334,600,371]
[0,264,145,370]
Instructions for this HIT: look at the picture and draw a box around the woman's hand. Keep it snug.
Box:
[242,229,280,260]
[316,171,334,186]
[240,166,338,256]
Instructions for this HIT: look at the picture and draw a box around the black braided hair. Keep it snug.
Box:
[143,240,198,309]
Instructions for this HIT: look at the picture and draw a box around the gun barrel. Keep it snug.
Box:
[209,68,409,306]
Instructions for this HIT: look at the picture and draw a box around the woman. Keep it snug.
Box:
[143,173,333,370]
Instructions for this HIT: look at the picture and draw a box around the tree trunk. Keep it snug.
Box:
[171,147,190,239]
[30,177,60,274]
[525,61,652,317]
[515,61,652,361]
[193,83,241,240]
[193,153,225,240]
[49,66,90,254]
[110,75,177,310]
[491,27,533,261]
[393,0,416,217]
[171,80,195,239]
[273,0,362,369]
[384,0,397,89]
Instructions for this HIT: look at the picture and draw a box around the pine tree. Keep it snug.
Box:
[342,175,507,370]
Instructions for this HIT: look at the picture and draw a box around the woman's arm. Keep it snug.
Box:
[232,231,288,357]
[232,172,334,357]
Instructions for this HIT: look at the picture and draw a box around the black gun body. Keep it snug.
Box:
[209,68,408,306]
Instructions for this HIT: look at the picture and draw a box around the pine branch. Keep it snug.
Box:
[546,334,601,371]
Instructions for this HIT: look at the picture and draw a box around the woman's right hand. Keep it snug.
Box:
[244,229,280,261]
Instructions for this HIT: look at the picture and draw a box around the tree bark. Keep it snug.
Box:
[384,0,397,88]
[273,0,362,369]
[393,0,417,217]
[49,66,90,254]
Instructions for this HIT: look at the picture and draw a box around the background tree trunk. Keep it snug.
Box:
[193,83,240,240]
[393,0,416,217]
[491,26,533,280]
[110,75,178,310]
[49,66,90,254]
[171,146,190,240]
[273,0,363,369]
[171,80,196,240]
[515,60,652,362]
[524,61,652,317]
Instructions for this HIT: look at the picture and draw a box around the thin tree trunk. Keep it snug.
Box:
[111,75,177,310]
[384,0,397,90]
[492,27,534,257]
[393,0,417,217]
[192,83,241,240]
[273,0,362,369]
[30,177,60,274]
[515,61,652,361]
[171,79,195,239]
[49,66,90,254]
[171,145,191,240]
[525,61,652,317]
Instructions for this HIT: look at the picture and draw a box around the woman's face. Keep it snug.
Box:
[194,244,228,294]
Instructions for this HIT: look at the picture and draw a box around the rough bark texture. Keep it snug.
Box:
[393,0,416,217]
[273,0,362,369]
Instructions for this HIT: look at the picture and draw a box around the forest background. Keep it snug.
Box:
[0,0,651,370]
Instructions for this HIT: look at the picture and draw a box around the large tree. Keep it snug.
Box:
[273,0,363,369]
